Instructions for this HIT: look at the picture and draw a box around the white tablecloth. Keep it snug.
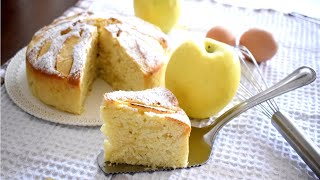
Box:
[1,0,319,179]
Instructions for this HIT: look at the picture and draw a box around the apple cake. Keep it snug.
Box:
[26,12,169,114]
[100,87,191,168]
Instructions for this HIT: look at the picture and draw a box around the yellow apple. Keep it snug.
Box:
[165,38,241,119]
[134,0,181,33]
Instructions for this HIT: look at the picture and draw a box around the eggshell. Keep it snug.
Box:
[206,26,236,46]
[240,28,278,62]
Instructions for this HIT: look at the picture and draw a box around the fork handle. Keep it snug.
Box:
[272,111,320,178]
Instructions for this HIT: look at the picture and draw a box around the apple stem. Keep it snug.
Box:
[206,45,215,53]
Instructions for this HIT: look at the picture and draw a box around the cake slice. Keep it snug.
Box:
[100,87,191,168]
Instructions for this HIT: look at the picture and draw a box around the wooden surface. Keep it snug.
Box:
[1,0,78,65]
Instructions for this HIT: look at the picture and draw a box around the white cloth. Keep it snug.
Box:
[1,0,319,179]
[212,0,320,20]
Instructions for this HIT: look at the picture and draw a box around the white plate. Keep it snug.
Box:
[5,47,113,126]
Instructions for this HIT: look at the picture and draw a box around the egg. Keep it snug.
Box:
[206,26,236,46]
[240,28,278,63]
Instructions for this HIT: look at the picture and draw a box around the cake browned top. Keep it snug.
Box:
[26,11,169,84]
[95,12,169,74]
[103,87,191,127]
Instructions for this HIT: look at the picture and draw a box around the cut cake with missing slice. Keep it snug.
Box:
[100,87,191,168]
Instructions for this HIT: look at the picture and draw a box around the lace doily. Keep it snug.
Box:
[5,47,113,126]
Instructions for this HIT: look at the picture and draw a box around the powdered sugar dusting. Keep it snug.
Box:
[35,35,70,75]
[105,19,169,74]
[27,13,96,78]
[104,87,178,110]
[26,11,169,81]
[69,25,97,80]
[103,87,191,126]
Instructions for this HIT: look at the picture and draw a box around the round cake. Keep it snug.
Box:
[26,12,170,114]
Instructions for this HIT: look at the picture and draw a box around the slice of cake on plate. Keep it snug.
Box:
[100,87,191,168]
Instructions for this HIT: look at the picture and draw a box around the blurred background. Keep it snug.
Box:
[1,0,78,66]
[1,0,319,66]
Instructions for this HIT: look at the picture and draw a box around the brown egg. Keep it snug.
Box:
[240,28,278,63]
[206,26,236,46]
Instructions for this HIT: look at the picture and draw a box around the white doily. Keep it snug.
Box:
[5,47,113,126]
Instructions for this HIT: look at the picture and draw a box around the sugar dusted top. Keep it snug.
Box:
[103,87,191,127]
[26,11,169,83]
[26,12,96,82]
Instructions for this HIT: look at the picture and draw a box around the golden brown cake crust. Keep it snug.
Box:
[103,87,191,127]
[26,14,97,86]
[26,11,169,84]
[26,11,170,114]
[102,15,168,74]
